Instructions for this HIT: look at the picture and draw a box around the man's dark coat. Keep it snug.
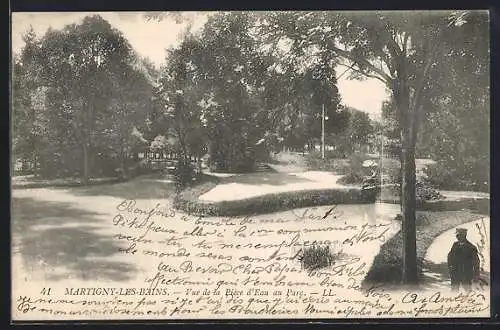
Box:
[447,239,480,283]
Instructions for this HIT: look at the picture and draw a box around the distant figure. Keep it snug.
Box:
[447,228,480,291]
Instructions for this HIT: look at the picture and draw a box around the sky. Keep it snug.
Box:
[11,12,390,117]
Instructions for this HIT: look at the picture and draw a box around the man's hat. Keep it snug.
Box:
[456,228,468,235]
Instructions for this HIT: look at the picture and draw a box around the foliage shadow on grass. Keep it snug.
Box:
[12,197,138,282]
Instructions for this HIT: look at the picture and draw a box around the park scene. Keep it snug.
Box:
[11,11,490,319]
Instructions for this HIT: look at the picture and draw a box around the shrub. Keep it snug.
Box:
[305,151,345,172]
[338,172,365,185]
[305,157,340,172]
[423,158,489,193]
[416,180,443,201]
[305,151,373,178]
[379,176,444,203]
[337,152,372,185]
[173,160,196,189]
[299,245,335,271]
[208,142,257,173]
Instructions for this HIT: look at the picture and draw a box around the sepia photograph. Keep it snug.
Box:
[10,10,490,320]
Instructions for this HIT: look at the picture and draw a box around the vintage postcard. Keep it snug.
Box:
[11,11,491,321]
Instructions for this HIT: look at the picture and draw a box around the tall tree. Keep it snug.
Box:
[12,27,44,173]
[258,48,344,152]
[97,56,153,178]
[26,15,154,181]
[417,13,489,190]
[330,107,374,155]
[157,33,207,168]
[260,10,488,284]
[162,12,273,172]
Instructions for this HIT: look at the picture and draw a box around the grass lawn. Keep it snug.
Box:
[362,208,488,288]
[12,171,180,200]
[68,173,177,200]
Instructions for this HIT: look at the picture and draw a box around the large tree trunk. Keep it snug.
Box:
[178,133,189,165]
[401,130,418,284]
[394,71,418,285]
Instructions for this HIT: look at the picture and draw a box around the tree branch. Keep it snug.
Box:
[337,62,390,87]
[402,32,409,55]
[331,46,393,84]
[379,48,395,76]
[395,33,403,50]
[386,32,403,58]
[266,28,396,86]
[337,62,357,79]
[377,57,393,77]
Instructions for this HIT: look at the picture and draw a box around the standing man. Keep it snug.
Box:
[447,228,481,291]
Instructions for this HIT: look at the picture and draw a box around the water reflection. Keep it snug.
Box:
[372,202,400,224]
[363,203,377,226]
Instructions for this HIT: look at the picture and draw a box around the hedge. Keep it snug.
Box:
[174,184,378,217]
